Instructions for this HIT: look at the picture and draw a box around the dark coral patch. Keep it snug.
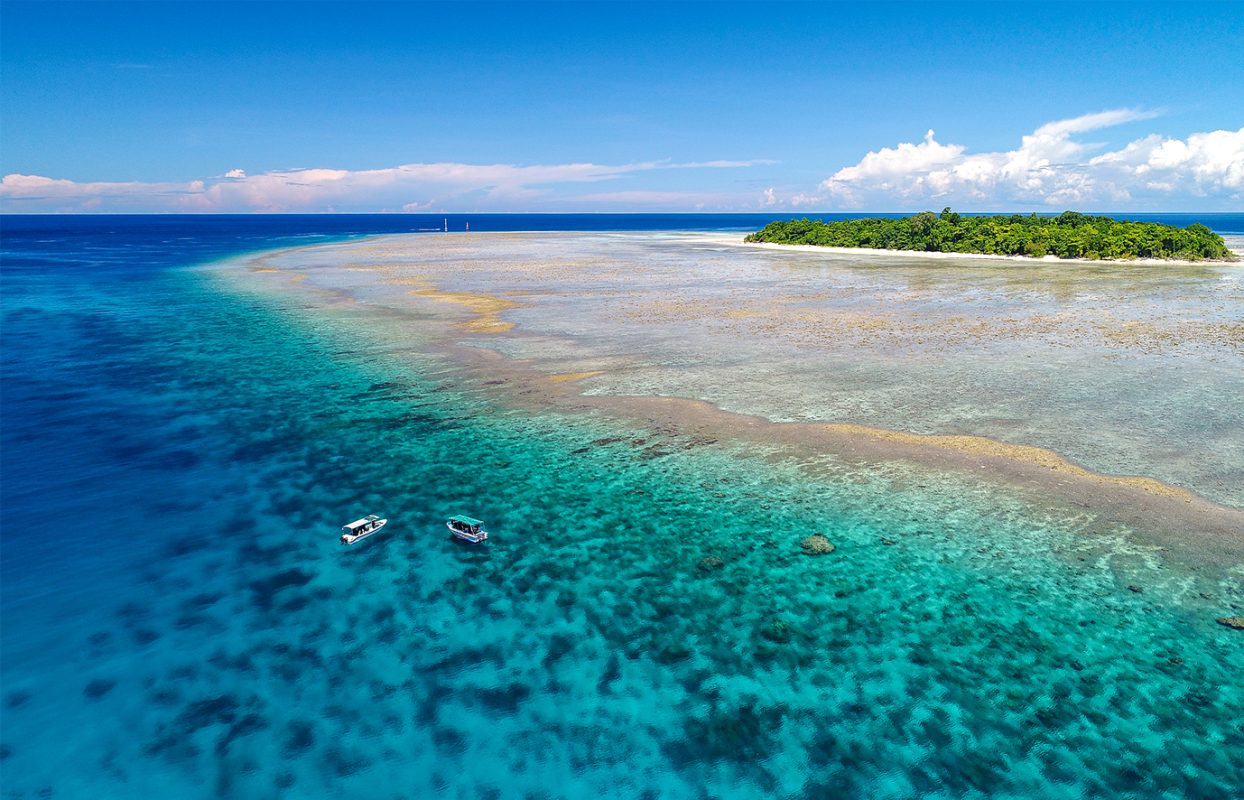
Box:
[323,745,373,777]
[181,592,224,611]
[177,695,241,732]
[83,678,116,700]
[282,720,315,756]
[145,694,255,762]
[149,687,182,707]
[131,628,161,646]
[4,691,31,710]
[477,682,532,713]
[654,641,691,664]
[431,643,505,672]
[432,726,467,754]
[541,633,577,667]
[248,568,314,611]
[664,702,788,766]
[215,713,269,756]
[415,683,453,725]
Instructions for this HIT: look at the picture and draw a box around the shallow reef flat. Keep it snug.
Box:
[249,231,1244,510]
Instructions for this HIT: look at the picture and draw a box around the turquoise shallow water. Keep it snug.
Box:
[2,221,1243,798]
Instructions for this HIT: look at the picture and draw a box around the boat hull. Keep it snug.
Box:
[448,523,487,544]
[341,518,387,545]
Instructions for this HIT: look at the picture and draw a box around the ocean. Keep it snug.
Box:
[1,214,1242,799]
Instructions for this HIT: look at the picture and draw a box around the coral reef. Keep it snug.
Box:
[800,534,835,555]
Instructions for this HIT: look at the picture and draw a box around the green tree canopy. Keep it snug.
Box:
[745,211,1235,262]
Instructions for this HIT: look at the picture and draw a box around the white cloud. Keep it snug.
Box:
[0,173,198,208]
[787,193,823,208]
[0,159,765,212]
[821,110,1244,209]
[1088,129,1244,192]
[758,189,824,210]
[1029,107,1160,138]
[831,130,965,187]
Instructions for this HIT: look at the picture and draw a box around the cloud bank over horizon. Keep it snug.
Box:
[802,110,1244,211]
[2,111,1241,213]
[0,159,773,213]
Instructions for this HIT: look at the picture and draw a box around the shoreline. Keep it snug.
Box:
[714,234,1243,266]
[224,246,1244,570]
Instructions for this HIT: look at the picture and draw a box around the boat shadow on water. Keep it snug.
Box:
[448,534,495,560]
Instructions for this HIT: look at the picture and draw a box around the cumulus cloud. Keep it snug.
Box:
[822,110,1243,209]
[1088,129,1244,192]
[0,159,763,212]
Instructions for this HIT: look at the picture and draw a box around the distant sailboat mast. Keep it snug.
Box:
[443,218,448,232]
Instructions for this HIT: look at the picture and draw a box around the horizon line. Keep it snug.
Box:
[3,210,1240,217]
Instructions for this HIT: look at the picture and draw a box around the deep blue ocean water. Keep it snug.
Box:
[2,214,1242,799]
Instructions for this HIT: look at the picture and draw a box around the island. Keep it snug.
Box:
[745,209,1236,261]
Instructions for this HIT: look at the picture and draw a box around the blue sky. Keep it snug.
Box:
[2,1,1241,212]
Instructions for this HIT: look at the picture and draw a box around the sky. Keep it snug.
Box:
[1,0,1242,213]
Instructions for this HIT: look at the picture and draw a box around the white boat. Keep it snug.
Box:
[447,515,488,544]
[341,515,387,545]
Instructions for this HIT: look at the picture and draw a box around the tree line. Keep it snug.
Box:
[745,210,1235,261]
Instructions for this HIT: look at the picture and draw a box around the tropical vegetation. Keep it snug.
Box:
[746,210,1235,261]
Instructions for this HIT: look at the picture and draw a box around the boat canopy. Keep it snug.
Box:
[449,515,483,527]
[342,517,377,532]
